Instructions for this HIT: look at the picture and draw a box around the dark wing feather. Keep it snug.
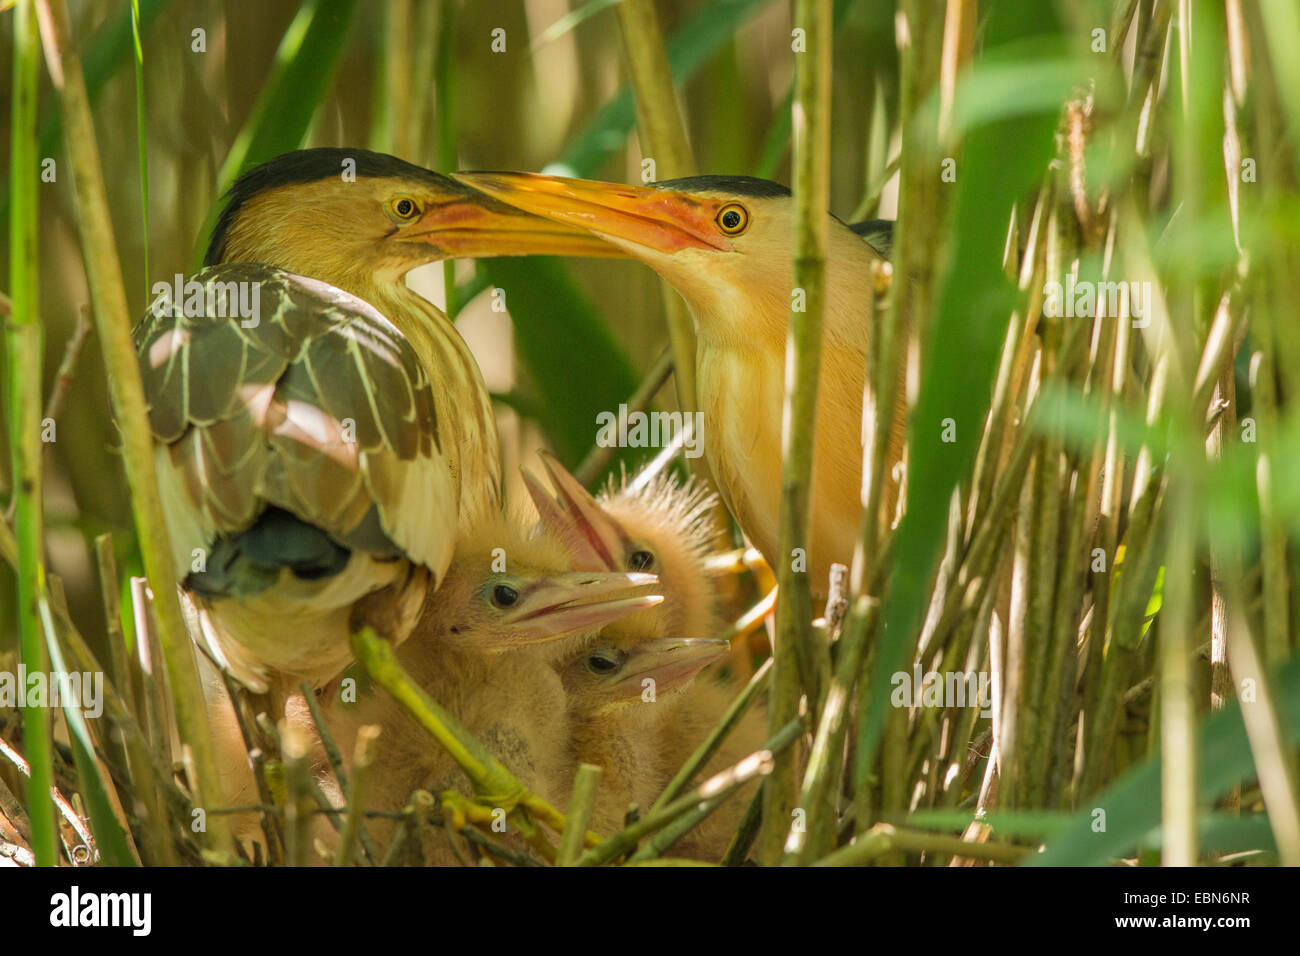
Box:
[135,263,456,582]
[849,218,894,261]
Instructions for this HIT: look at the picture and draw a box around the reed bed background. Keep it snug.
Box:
[2,0,1299,867]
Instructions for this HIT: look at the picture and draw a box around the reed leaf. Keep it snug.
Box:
[191,0,360,266]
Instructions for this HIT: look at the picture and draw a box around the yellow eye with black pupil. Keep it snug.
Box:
[716,203,748,235]
[390,196,419,220]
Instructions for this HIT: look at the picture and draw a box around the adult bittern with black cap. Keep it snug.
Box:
[135,149,621,689]
[456,171,899,589]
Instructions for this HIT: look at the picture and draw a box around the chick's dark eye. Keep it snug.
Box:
[491,584,519,608]
[716,203,748,234]
[628,549,655,572]
[587,654,620,674]
[395,199,415,217]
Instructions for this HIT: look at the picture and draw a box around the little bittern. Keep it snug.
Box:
[457,171,901,589]
[556,636,728,835]
[137,149,617,689]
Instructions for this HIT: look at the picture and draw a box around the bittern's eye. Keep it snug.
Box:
[387,195,422,222]
[585,650,623,675]
[716,203,749,235]
[628,548,656,572]
[490,584,519,608]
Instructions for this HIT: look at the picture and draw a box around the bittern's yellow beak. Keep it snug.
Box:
[498,571,664,645]
[393,188,629,259]
[608,638,729,698]
[453,172,731,254]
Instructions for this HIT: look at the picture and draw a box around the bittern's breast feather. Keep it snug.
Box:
[133,263,457,584]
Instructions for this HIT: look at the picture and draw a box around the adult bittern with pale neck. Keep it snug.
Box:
[458,171,899,589]
[137,149,620,689]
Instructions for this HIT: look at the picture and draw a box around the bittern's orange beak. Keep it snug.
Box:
[522,452,630,573]
[604,638,729,699]
[498,571,663,645]
[393,189,628,259]
[453,172,732,255]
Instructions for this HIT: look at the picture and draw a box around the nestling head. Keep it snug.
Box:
[411,506,663,655]
[523,452,722,643]
[559,635,729,717]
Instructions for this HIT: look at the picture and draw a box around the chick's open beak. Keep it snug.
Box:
[452,171,730,254]
[521,452,629,573]
[395,191,627,259]
[500,571,663,644]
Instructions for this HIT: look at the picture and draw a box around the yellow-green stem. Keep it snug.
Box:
[557,764,602,866]
[34,0,231,854]
[7,0,55,867]
[760,0,833,867]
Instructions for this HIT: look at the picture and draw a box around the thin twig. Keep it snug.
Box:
[813,823,1028,866]
[719,787,763,867]
[43,307,92,424]
[333,725,380,867]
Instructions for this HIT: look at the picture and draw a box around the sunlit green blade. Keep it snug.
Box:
[191,0,360,267]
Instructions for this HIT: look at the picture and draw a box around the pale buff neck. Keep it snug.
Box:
[366,280,504,534]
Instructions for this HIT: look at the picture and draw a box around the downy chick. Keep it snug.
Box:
[322,502,661,864]
[557,636,728,833]
[528,453,767,855]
